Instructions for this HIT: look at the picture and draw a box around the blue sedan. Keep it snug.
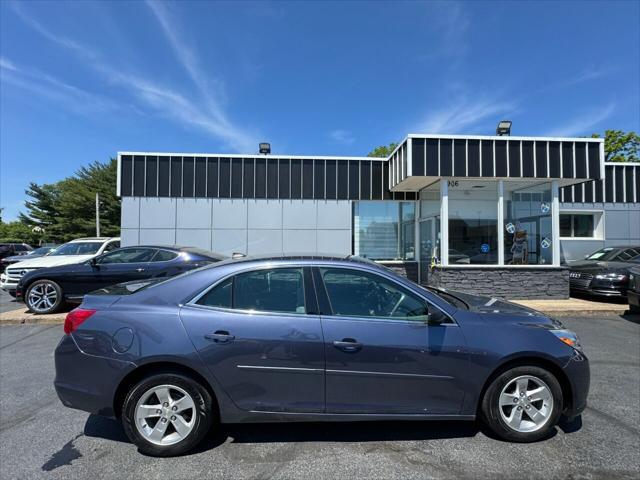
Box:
[54,255,589,456]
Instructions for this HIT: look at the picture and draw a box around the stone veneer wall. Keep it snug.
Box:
[378,262,419,283]
[427,267,570,300]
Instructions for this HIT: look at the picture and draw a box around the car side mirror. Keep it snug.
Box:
[89,257,98,267]
[426,308,447,325]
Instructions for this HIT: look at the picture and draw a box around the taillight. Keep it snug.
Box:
[64,308,97,335]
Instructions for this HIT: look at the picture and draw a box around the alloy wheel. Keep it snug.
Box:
[27,282,58,313]
[134,384,197,446]
[498,375,554,433]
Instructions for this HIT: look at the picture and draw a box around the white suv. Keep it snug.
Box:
[0,237,120,296]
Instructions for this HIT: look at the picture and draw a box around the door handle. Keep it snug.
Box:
[333,338,362,352]
[135,268,145,272]
[205,330,235,343]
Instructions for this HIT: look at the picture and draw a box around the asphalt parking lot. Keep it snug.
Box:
[0,315,638,480]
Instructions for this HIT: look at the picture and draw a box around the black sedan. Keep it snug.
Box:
[17,246,224,314]
[628,266,640,313]
[569,246,640,298]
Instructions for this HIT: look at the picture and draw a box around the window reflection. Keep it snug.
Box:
[353,201,415,261]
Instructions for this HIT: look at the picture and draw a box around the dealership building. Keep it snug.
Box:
[117,133,640,299]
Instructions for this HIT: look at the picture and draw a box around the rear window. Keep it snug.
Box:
[92,280,161,296]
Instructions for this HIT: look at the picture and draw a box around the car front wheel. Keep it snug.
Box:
[122,373,215,456]
[481,366,563,442]
[25,279,65,314]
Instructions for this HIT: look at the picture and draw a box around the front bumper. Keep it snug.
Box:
[54,335,135,418]
[562,349,590,418]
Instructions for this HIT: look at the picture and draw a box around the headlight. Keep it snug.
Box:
[595,273,627,281]
[550,329,583,351]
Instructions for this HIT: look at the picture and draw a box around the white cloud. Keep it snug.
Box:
[544,103,616,137]
[415,93,517,134]
[329,129,355,145]
[9,1,256,152]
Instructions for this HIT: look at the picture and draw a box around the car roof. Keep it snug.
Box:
[204,253,388,270]
[115,245,226,260]
[67,237,120,243]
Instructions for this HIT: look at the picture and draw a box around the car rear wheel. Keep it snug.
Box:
[25,279,65,314]
[481,366,563,442]
[122,373,215,456]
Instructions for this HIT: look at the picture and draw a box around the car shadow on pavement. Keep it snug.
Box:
[84,415,579,455]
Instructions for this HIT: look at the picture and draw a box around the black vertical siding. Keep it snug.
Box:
[158,156,170,197]
[243,158,254,198]
[325,160,336,200]
[588,143,601,179]
[302,159,313,199]
[371,161,383,200]
[360,161,371,200]
[412,138,425,176]
[535,141,547,177]
[495,140,507,177]
[595,179,603,203]
[314,160,325,200]
[218,158,231,198]
[382,162,391,200]
[121,155,133,196]
[145,156,158,196]
[584,181,594,203]
[549,142,561,178]
[468,140,480,176]
[290,159,302,199]
[278,159,290,199]
[255,158,266,198]
[230,159,242,199]
[170,156,182,196]
[481,140,494,177]
[194,158,206,197]
[267,159,279,199]
[426,139,439,176]
[205,157,217,198]
[133,155,145,196]
[562,142,574,178]
[454,139,466,176]
[337,160,348,199]
[575,143,587,178]
[348,160,359,200]
[615,166,625,203]
[440,139,453,176]
[508,141,521,177]
[183,157,195,197]
[605,165,614,202]
[522,141,534,177]
[625,166,634,203]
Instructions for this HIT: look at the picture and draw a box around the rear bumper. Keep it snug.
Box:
[54,335,135,418]
[562,350,590,418]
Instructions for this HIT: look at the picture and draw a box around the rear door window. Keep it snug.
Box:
[152,250,179,262]
[196,268,306,314]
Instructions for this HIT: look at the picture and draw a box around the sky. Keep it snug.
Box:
[1,0,639,220]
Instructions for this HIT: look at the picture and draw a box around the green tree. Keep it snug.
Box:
[367,143,398,158]
[591,130,639,163]
[18,159,120,243]
[0,221,41,244]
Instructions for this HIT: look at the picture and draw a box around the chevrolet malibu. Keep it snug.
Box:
[54,255,589,456]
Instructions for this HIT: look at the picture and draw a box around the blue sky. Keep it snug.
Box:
[1,0,639,220]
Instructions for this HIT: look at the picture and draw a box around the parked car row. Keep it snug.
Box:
[0,242,35,272]
[0,236,225,314]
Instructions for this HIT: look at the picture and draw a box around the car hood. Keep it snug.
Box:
[569,260,633,272]
[2,254,44,263]
[439,288,547,316]
[8,255,93,270]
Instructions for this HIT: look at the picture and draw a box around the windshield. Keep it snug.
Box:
[585,248,616,261]
[31,246,55,255]
[49,242,102,256]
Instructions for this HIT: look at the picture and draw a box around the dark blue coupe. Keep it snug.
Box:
[54,255,589,456]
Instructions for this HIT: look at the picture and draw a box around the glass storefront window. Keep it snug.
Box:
[448,181,498,265]
[503,182,553,265]
[353,201,415,261]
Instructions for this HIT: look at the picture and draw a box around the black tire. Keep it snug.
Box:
[25,279,65,314]
[630,303,640,313]
[122,373,215,457]
[481,366,563,442]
